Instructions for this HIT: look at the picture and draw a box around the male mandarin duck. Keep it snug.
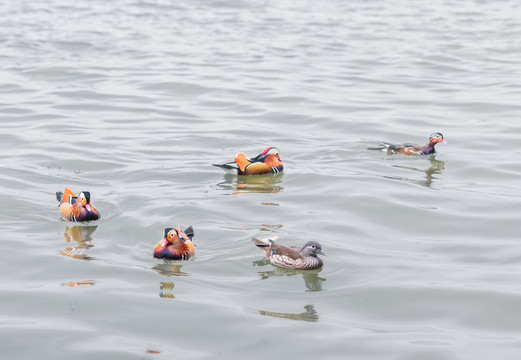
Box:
[213,147,283,175]
[369,132,446,156]
[251,238,324,270]
[56,187,100,221]
[153,225,195,260]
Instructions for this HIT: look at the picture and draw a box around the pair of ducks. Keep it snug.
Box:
[153,226,324,270]
[56,133,446,270]
[152,225,325,270]
[210,132,446,176]
[56,188,198,261]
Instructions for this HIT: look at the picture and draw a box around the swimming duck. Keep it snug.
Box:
[369,133,446,155]
[154,225,195,260]
[213,147,283,175]
[251,238,324,270]
[56,187,100,221]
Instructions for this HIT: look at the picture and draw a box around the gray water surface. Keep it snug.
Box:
[1,0,521,359]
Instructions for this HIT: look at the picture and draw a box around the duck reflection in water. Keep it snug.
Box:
[387,155,445,188]
[158,281,175,299]
[152,263,190,277]
[62,280,96,287]
[60,225,97,260]
[218,173,283,195]
[152,263,191,299]
[253,259,326,292]
[252,304,319,322]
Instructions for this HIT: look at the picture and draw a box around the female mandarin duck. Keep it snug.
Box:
[56,187,100,221]
[251,238,324,270]
[369,133,446,155]
[154,225,195,260]
[213,147,283,175]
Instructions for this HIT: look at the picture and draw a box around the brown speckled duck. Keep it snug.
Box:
[251,238,324,270]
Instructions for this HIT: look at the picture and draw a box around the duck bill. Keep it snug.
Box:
[318,249,325,256]
[85,204,92,212]
[440,139,447,144]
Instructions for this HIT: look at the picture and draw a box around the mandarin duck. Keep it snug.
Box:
[251,238,324,270]
[56,187,100,221]
[154,225,195,260]
[213,147,283,175]
[369,132,446,155]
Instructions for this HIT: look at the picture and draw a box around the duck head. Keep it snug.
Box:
[301,241,325,257]
[162,225,191,246]
[429,133,446,146]
[78,191,93,212]
[260,147,282,164]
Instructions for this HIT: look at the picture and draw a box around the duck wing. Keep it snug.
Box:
[269,241,303,260]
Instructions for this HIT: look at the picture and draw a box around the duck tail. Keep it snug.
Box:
[251,236,278,247]
[251,237,270,248]
[212,162,240,175]
[367,144,388,151]
[368,143,393,152]
[252,237,276,258]
[212,163,238,170]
